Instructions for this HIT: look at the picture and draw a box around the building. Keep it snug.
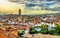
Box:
[18,9,21,16]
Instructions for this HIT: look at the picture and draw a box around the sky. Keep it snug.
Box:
[0,0,60,15]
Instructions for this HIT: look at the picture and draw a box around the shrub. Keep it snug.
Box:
[29,26,41,34]
[34,26,41,34]
[18,30,25,37]
[53,24,60,35]
[29,26,36,34]
[29,24,60,35]
[40,24,48,34]
[48,24,60,35]
[48,30,55,35]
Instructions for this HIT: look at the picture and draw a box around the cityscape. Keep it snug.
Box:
[0,0,60,38]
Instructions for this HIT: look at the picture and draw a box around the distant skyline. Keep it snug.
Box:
[0,0,60,15]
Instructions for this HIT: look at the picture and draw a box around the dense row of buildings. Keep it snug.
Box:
[0,9,60,38]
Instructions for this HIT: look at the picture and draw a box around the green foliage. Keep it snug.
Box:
[18,30,25,37]
[29,26,36,34]
[54,24,60,35]
[48,30,55,35]
[34,26,41,34]
[40,24,48,34]
[48,24,60,35]
[29,24,60,35]
[29,24,48,34]
[29,26,41,34]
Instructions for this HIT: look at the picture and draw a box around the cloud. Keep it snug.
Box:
[0,0,25,14]
[0,0,60,15]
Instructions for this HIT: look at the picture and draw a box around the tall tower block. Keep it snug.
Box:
[19,9,21,16]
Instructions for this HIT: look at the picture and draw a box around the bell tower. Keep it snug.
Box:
[19,9,21,16]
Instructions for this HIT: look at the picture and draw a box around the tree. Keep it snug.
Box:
[40,24,48,34]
